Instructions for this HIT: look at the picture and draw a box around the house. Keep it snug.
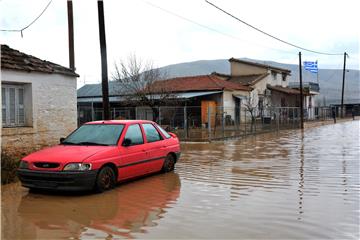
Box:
[1,45,79,156]
[214,58,319,119]
[77,75,252,126]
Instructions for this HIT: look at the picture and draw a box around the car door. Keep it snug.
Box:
[118,124,147,180]
[141,123,167,173]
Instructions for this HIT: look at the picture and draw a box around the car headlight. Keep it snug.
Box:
[19,160,29,169]
[63,163,92,171]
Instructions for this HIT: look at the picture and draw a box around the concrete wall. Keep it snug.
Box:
[230,61,267,75]
[1,70,77,156]
[265,70,289,88]
[223,90,249,119]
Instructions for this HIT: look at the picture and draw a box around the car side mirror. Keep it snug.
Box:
[60,137,65,144]
[122,138,132,147]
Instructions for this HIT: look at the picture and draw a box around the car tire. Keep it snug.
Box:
[162,154,175,173]
[95,166,116,193]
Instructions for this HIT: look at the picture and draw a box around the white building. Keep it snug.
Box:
[1,45,78,156]
[214,58,319,120]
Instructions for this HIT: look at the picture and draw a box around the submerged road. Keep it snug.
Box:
[2,120,359,239]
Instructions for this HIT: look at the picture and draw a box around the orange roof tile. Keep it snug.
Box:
[151,75,251,93]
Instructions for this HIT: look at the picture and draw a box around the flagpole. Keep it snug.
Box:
[316,60,319,84]
[299,52,304,129]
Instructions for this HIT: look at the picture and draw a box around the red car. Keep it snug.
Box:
[17,120,181,192]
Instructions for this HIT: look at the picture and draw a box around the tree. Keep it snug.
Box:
[243,91,258,131]
[111,54,174,122]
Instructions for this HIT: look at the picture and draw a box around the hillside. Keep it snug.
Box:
[159,58,360,105]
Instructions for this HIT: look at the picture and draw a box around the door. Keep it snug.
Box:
[141,123,167,173]
[118,124,147,180]
[234,97,241,125]
[201,100,216,127]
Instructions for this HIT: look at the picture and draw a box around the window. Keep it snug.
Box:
[2,85,25,127]
[143,123,162,143]
[271,71,277,81]
[156,124,171,139]
[63,124,124,146]
[124,124,144,145]
[282,73,287,81]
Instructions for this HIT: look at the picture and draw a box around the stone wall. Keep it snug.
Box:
[1,70,77,157]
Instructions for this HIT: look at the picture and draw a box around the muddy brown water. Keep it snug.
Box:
[2,121,359,239]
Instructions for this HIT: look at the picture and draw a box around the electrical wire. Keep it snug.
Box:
[205,0,345,56]
[0,0,52,37]
[142,0,297,55]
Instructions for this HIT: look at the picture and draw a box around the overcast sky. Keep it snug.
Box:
[1,0,359,87]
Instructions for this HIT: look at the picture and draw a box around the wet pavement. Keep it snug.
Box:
[2,120,359,239]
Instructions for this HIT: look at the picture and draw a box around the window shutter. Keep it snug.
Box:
[2,88,6,125]
[9,88,16,125]
[18,88,25,124]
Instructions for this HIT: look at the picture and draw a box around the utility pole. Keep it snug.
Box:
[97,0,110,120]
[299,52,304,129]
[341,52,347,118]
[67,0,75,70]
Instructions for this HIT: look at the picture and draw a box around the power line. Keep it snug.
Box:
[205,0,344,56]
[0,0,52,37]
[142,0,297,55]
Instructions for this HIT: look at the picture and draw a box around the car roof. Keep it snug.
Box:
[85,120,155,125]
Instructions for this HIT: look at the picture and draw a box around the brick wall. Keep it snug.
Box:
[1,70,77,157]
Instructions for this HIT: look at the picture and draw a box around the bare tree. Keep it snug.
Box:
[111,54,174,121]
[243,92,258,131]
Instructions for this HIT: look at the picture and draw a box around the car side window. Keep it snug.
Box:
[124,124,144,145]
[142,123,163,143]
[156,124,171,139]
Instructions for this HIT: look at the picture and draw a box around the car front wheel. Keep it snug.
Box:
[162,154,175,173]
[95,166,116,193]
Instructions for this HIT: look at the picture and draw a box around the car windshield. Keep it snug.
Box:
[62,124,124,146]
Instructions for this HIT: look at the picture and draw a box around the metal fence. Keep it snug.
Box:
[78,105,335,141]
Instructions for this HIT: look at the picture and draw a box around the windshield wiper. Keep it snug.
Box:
[61,141,77,145]
[76,141,110,146]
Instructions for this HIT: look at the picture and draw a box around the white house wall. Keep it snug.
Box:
[230,62,267,75]
[1,70,77,155]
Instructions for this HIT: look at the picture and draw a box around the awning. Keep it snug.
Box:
[77,91,222,103]
[233,94,247,100]
[175,91,222,99]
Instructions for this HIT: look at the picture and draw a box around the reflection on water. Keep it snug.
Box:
[2,121,359,239]
[2,173,180,239]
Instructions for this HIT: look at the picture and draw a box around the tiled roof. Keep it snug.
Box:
[1,44,79,77]
[229,58,291,74]
[151,75,252,93]
[267,85,310,95]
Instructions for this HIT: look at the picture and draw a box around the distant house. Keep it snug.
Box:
[214,58,319,119]
[77,75,251,126]
[1,45,78,155]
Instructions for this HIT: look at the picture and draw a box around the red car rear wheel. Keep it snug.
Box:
[162,154,175,173]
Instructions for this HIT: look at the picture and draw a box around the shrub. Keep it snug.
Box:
[1,152,20,184]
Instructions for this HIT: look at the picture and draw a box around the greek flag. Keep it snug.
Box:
[303,61,318,73]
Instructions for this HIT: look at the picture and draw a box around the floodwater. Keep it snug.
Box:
[2,121,359,239]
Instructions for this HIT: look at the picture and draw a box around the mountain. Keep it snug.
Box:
[159,58,360,105]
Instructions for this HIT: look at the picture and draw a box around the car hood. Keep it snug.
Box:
[23,145,113,164]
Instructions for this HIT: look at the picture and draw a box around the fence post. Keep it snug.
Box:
[277,108,280,131]
[184,106,188,139]
[244,110,247,136]
[208,105,211,141]
[91,101,94,121]
[159,107,161,125]
[222,108,225,138]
